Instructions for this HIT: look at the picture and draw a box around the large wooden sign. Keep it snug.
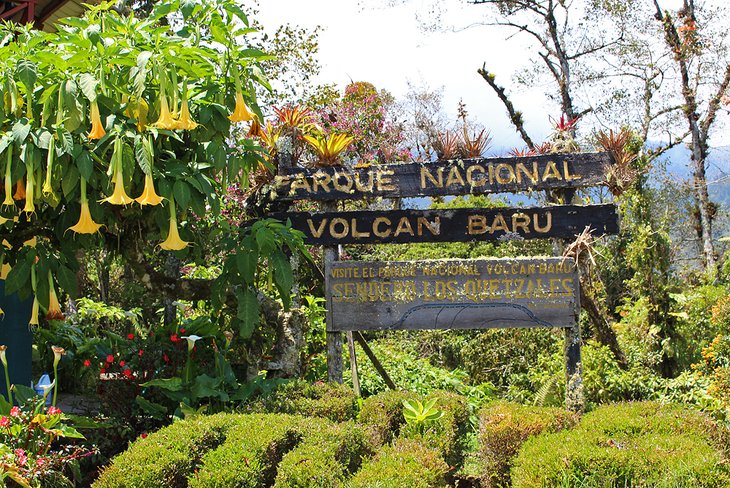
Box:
[326,257,579,331]
[272,203,619,245]
[275,152,612,201]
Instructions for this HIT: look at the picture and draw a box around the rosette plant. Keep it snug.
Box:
[0,1,307,344]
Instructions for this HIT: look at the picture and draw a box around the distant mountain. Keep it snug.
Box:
[657,144,730,207]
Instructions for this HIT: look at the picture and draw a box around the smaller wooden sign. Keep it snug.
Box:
[275,152,613,201]
[271,204,618,246]
[325,257,580,331]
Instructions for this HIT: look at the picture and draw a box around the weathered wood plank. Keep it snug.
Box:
[271,204,618,246]
[274,152,613,201]
[325,257,580,332]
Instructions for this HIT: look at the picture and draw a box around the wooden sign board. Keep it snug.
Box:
[275,152,612,201]
[325,257,580,332]
[271,204,619,246]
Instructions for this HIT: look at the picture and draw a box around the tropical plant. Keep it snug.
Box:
[402,398,444,435]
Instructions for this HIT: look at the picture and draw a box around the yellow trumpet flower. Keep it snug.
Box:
[46,272,64,321]
[124,96,149,132]
[101,138,134,206]
[69,178,102,233]
[29,296,39,326]
[136,174,164,206]
[23,162,35,215]
[88,100,106,140]
[13,179,25,201]
[42,138,57,201]
[153,93,177,130]
[2,148,14,207]
[175,97,198,130]
[229,91,255,122]
[160,198,189,251]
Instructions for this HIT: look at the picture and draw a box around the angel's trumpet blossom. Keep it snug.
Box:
[88,100,106,140]
[175,97,198,130]
[229,91,255,122]
[124,96,149,132]
[29,296,39,326]
[2,148,14,207]
[101,138,134,206]
[136,174,164,206]
[160,197,189,251]
[13,179,25,201]
[153,94,177,130]
[42,138,58,201]
[46,272,64,321]
[23,161,35,215]
[69,177,102,234]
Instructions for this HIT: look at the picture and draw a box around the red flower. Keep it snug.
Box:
[170,334,179,343]
[47,406,61,415]
[14,449,27,466]
[83,359,91,367]
[106,354,114,363]
[119,361,126,367]
[140,432,148,439]
[123,369,133,379]
[10,407,20,418]
[179,328,186,334]
[0,416,9,427]
[100,368,107,375]
[138,349,144,357]
[163,353,170,363]
[127,333,135,340]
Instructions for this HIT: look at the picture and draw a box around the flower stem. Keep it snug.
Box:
[52,363,58,407]
[2,363,12,406]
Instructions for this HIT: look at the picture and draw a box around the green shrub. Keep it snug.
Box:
[274,421,372,487]
[400,390,470,469]
[189,414,304,487]
[511,402,730,487]
[358,390,420,446]
[478,401,577,487]
[93,413,232,488]
[348,438,449,488]
[252,380,358,422]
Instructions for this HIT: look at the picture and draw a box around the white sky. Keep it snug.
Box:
[255,0,718,152]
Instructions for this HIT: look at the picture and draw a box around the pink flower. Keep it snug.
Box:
[10,406,20,417]
[14,449,27,466]
[163,353,170,363]
[47,406,61,415]
[106,354,114,363]
[83,359,91,367]
[138,349,144,357]
[0,416,9,427]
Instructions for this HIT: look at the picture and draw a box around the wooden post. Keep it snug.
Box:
[346,331,361,396]
[324,202,343,383]
[353,332,397,390]
[564,324,584,413]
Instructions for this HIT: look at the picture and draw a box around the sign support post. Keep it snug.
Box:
[323,203,343,383]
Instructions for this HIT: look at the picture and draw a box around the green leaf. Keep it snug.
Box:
[236,287,259,339]
[56,128,73,155]
[12,385,37,407]
[15,59,37,91]
[180,0,197,19]
[190,374,224,400]
[76,151,93,180]
[235,246,257,284]
[135,396,168,419]
[12,121,30,144]
[78,73,99,102]
[135,136,151,174]
[270,249,293,310]
[56,264,78,297]
[141,377,183,391]
[56,424,85,439]
[3,258,31,296]
[173,180,191,210]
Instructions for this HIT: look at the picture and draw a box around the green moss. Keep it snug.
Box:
[478,400,577,487]
[512,402,730,487]
[93,413,232,488]
[274,421,372,487]
[359,390,420,446]
[348,438,449,488]
[253,380,358,422]
[189,414,304,487]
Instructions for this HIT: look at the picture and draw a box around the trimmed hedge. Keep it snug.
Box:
[252,380,358,422]
[274,421,372,487]
[512,401,730,487]
[400,390,470,469]
[349,438,449,488]
[479,401,578,487]
[358,390,419,447]
[93,413,232,488]
[189,414,304,487]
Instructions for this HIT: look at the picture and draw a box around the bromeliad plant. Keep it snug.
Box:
[0,0,307,341]
[402,398,445,435]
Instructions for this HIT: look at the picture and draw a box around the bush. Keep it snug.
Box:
[511,402,730,487]
[274,421,372,487]
[358,390,419,446]
[349,438,449,488]
[251,380,358,422]
[189,414,304,487]
[399,390,470,469]
[93,413,232,488]
[478,401,577,487]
